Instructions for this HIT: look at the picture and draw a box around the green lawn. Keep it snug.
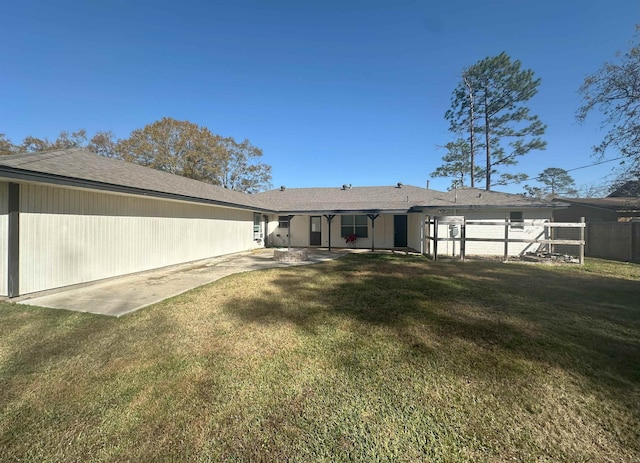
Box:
[1,255,639,462]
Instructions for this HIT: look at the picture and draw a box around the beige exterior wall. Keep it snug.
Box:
[266,213,424,250]
[0,183,8,296]
[18,183,261,295]
[407,213,425,252]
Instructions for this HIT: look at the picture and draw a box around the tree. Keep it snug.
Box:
[524,167,577,199]
[88,131,119,158]
[430,139,480,188]
[445,52,546,190]
[445,73,479,187]
[18,129,89,153]
[577,26,640,175]
[214,137,272,193]
[115,117,272,193]
[0,134,16,155]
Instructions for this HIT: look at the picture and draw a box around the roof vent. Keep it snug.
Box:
[342,184,352,190]
[396,182,403,188]
[280,185,286,191]
[478,192,482,198]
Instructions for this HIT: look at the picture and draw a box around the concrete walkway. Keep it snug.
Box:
[16,249,346,317]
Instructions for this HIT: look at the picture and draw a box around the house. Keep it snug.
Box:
[553,197,640,223]
[257,185,563,257]
[0,149,564,298]
[609,180,640,198]
[0,149,272,298]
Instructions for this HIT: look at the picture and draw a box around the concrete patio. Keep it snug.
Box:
[14,248,347,317]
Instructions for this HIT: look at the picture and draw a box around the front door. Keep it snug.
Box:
[310,216,322,246]
[394,215,408,248]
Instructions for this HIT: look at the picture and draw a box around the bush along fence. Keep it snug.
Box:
[426,217,586,264]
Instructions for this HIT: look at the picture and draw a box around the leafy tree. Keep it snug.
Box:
[2,119,272,193]
[88,131,119,158]
[215,137,272,193]
[116,117,272,193]
[0,134,16,155]
[577,26,640,175]
[524,167,577,199]
[17,129,89,153]
[445,52,546,190]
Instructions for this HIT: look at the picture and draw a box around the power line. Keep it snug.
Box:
[563,155,627,174]
[495,155,629,187]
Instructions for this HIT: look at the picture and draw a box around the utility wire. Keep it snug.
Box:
[495,155,628,187]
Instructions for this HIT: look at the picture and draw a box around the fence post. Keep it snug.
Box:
[433,216,439,261]
[579,217,585,265]
[460,218,466,262]
[504,217,509,262]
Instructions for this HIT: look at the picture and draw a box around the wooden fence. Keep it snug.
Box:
[427,217,586,264]
[586,221,640,263]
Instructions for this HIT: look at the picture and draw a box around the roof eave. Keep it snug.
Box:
[0,167,276,214]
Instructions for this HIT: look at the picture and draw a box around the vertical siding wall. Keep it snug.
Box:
[0,183,8,296]
[19,184,259,295]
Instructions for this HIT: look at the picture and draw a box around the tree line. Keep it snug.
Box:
[431,25,640,198]
[0,117,272,194]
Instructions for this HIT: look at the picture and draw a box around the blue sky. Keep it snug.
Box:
[1,0,637,193]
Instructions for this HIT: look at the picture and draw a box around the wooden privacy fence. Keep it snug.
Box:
[427,217,586,264]
[586,221,640,263]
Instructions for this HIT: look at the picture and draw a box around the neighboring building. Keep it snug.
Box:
[553,197,640,223]
[0,149,564,298]
[609,180,640,198]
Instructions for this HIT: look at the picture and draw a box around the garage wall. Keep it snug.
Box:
[18,183,260,295]
[0,183,8,296]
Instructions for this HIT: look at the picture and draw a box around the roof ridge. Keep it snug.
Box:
[2,149,79,167]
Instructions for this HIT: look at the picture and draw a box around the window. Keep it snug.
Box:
[510,211,524,230]
[341,215,368,238]
[253,213,263,239]
[278,216,290,228]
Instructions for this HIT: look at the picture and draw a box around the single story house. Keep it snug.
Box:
[257,185,562,257]
[0,149,565,298]
[553,197,640,223]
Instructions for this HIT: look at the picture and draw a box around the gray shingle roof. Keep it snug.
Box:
[255,185,444,213]
[0,149,272,211]
[0,150,560,213]
[256,185,560,213]
[558,197,640,211]
[431,187,563,209]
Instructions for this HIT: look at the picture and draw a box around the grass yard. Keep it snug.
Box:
[1,255,639,462]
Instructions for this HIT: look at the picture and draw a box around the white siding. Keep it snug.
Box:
[0,183,8,296]
[430,209,552,257]
[407,213,424,251]
[19,184,260,295]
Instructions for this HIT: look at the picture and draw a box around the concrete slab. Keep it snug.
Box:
[16,249,346,317]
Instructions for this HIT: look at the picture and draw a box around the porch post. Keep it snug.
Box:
[367,214,380,252]
[287,215,295,249]
[504,216,509,263]
[323,214,336,251]
[433,216,439,261]
[579,217,585,265]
